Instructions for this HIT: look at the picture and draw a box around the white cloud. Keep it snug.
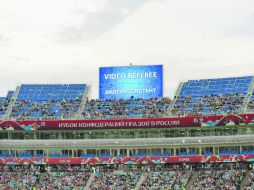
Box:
[59,0,151,42]
[0,0,254,98]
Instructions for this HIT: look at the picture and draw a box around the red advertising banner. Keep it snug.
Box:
[0,114,254,131]
[0,154,254,165]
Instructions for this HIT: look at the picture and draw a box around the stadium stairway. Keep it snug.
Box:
[185,171,198,190]
[169,81,184,112]
[84,172,95,190]
[75,85,91,119]
[240,170,251,190]
[135,173,147,190]
[34,173,46,190]
[0,85,20,120]
[242,76,254,113]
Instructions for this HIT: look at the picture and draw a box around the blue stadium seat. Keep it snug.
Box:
[174,76,253,116]
[10,84,86,120]
[80,153,95,158]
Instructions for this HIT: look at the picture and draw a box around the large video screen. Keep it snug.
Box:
[99,65,163,99]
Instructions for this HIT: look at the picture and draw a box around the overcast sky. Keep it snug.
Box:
[0,0,254,98]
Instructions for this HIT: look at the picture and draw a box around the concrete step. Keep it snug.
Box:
[135,173,147,190]
[240,170,251,190]
[84,173,95,190]
[186,172,198,190]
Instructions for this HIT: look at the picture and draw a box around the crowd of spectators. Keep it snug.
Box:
[248,99,254,111]
[0,163,252,189]
[243,171,254,190]
[82,97,171,119]
[0,170,40,189]
[10,99,81,120]
[90,170,141,190]
[140,170,191,190]
[39,170,90,190]
[0,165,90,190]
[173,93,244,116]
[3,92,254,120]
[7,97,173,120]
[190,170,246,190]
[0,97,10,116]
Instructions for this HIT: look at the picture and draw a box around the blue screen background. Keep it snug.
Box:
[99,65,163,99]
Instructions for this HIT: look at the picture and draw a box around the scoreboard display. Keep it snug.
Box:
[99,65,163,99]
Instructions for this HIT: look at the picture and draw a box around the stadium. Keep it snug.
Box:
[1,69,254,189]
[2,1,254,190]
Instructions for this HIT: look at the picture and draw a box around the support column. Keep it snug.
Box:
[147,148,152,156]
[161,148,163,155]
[45,149,49,157]
[186,147,189,154]
[59,131,62,139]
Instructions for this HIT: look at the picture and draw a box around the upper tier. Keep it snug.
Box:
[1,75,254,120]
[174,76,254,116]
[9,84,87,120]
[17,84,86,101]
[179,76,252,97]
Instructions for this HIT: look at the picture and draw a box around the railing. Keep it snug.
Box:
[1,86,20,120]
[74,85,91,119]
[1,135,254,148]
[169,82,184,112]
[242,76,254,113]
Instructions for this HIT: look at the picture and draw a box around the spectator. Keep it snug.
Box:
[83,97,172,120]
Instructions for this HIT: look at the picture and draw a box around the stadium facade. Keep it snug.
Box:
[0,75,254,165]
[2,74,254,189]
